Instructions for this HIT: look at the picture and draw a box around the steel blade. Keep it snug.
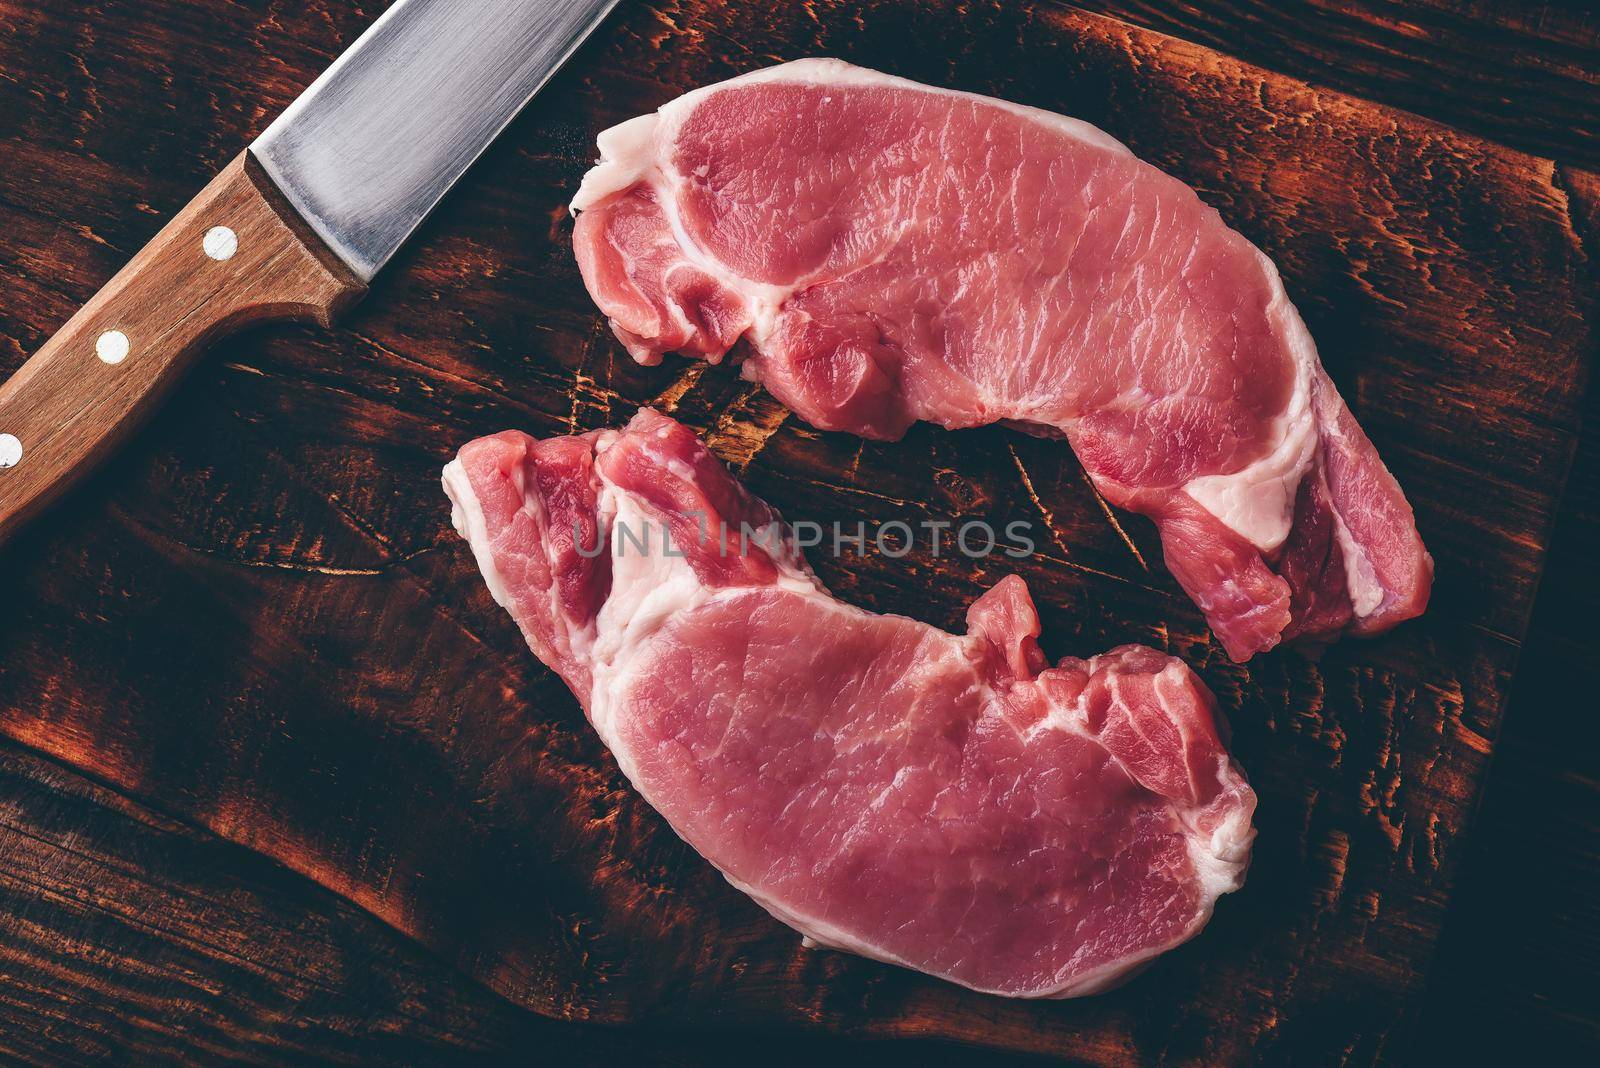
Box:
[251,0,619,281]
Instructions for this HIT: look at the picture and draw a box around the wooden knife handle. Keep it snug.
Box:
[0,150,366,544]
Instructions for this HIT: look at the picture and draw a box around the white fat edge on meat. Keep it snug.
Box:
[570,109,795,349]
[1334,510,1385,619]
[1309,391,1387,619]
[1181,249,1318,554]
[1023,656,1252,900]
[570,111,659,213]
[1148,662,1256,893]
[443,450,609,669]
[584,485,706,766]
[442,458,513,612]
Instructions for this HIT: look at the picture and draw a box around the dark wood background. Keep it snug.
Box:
[0,1,1594,1063]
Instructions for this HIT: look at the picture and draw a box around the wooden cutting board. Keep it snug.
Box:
[0,1,1592,1062]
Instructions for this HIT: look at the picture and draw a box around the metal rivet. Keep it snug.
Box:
[0,433,21,469]
[203,225,238,261]
[97,329,130,365]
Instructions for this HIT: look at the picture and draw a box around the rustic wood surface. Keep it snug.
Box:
[0,0,1594,1063]
[0,742,1052,1066]
[1072,0,1600,172]
[1414,325,1600,1061]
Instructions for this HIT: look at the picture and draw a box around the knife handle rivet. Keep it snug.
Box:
[97,330,130,366]
[203,226,239,262]
[0,434,21,470]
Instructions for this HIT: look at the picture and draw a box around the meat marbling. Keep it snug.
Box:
[443,409,1255,997]
[570,59,1432,660]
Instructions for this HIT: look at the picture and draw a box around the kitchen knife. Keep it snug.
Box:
[0,0,619,544]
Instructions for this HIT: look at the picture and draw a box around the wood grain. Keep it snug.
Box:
[0,739,1047,1066]
[0,151,365,543]
[0,741,557,1065]
[0,0,1593,1063]
[1070,0,1600,171]
[1413,164,1600,1059]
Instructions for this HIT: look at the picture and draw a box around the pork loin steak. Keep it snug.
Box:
[570,59,1433,661]
[443,409,1255,997]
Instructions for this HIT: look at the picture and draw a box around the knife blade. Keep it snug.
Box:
[255,0,622,281]
[0,0,618,544]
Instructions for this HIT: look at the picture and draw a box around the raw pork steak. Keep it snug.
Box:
[443,409,1255,997]
[571,59,1432,660]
